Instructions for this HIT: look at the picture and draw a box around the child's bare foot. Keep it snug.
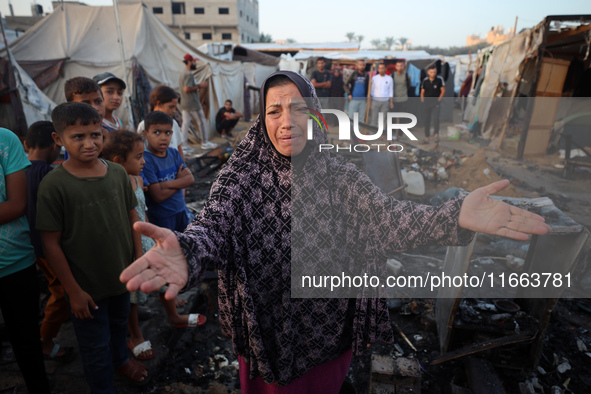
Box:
[127,337,155,360]
[174,296,188,308]
[169,313,207,328]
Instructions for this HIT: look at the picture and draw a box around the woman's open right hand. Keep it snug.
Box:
[120,222,189,301]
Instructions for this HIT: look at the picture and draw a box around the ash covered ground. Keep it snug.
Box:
[2,124,591,393]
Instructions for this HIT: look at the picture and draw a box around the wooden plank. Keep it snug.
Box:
[522,57,569,157]
[534,92,562,97]
[522,126,553,157]
[431,332,537,365]
[529,97,561,127]
[536,58,570,95]
[547,24,591,43]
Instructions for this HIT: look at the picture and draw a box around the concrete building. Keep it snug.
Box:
[466,25,515,47]
[119,0,259,47]
[5,15,44,34]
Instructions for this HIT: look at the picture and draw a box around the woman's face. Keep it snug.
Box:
[265,82,309,157]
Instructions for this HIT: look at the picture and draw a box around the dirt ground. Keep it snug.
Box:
[2,114,591,393]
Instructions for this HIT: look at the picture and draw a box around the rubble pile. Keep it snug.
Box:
[398,146,524,197]
[348,297,591,394]
[398,147,469,183]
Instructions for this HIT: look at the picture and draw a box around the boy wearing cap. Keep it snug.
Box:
[179,54,217,151]
[94,72,126,132]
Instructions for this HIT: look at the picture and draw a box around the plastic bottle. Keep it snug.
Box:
[401,170,425,196]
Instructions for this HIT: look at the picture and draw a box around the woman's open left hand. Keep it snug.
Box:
[458,180,552,241]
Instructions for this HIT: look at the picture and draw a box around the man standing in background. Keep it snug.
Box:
[311,57,331,107]
[420,64,446,144]
[345,59,370,121]
[179,54,218,152]
[369,63,393,130]
[392,61,411,139]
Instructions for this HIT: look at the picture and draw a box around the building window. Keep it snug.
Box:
[256,21,258,28]
[194,7,204,14]
[219,7,229,14]
[184,32,190,40]
[241,33,244,41]
[202,33,212,40]
[222,33,232,40]
[240,10,243,17]
[246,15,249,22]
[153,7,163,14]
[172,2,185,15]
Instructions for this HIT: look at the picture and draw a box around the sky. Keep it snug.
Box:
[2,0,590,48]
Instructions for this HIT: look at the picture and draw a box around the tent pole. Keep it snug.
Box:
[0,12,17,78]
[0,12,28,136]
[513,16,518,36]
[112,0,135,127]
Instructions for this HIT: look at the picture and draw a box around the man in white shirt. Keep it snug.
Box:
[369,63,393,130]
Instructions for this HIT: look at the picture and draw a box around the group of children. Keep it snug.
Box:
[0,73,212,393]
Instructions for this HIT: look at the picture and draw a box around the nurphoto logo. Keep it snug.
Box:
[305,108,419,153]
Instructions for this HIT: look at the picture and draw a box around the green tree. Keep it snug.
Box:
[285,38,297,44]
[398,37,408,50]
[384,36,396,50]
[258,33,273,43]
[356,35,364,45]
[346,32,356,42]
[370,39,382,50]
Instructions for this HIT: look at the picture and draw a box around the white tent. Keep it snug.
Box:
[291,50,433,62]
[0,46,56,134]
[11,55,56,125]
[5,3,244,137]
[442,54,473,95]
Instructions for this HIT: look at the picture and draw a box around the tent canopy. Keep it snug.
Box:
[292,50,433,62]
[6,3,244,134]
[0,48,56,135]
[233,46,279,67]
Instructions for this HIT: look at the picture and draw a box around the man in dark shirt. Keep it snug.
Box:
[215,99,243,138]
[344,59,370,120]
[311,57,332,99]
[420,64,446,143]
